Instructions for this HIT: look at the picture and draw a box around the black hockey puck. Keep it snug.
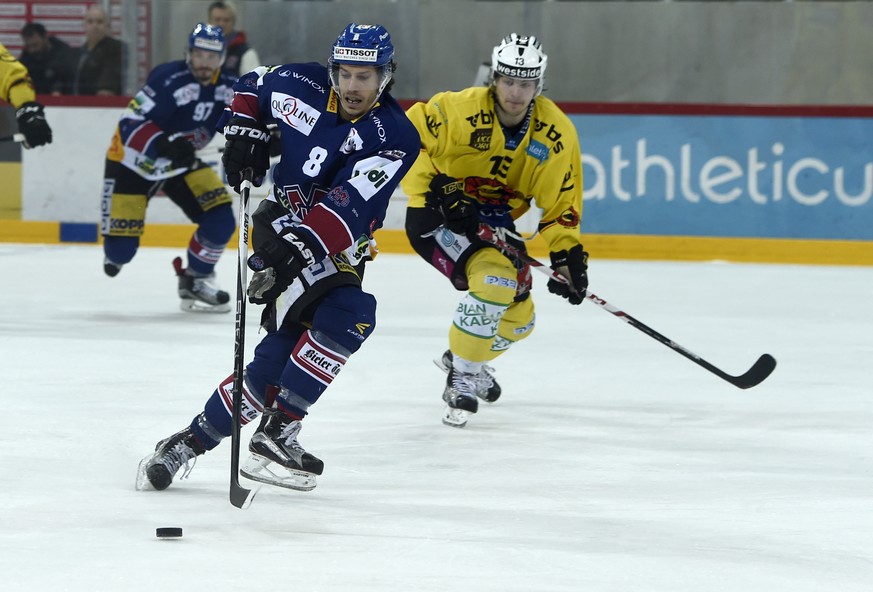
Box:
[156,527,183,538]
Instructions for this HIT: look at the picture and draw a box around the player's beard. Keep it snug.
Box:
[194,68,215,84]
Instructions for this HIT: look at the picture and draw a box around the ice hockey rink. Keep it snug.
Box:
[1,243,870,591]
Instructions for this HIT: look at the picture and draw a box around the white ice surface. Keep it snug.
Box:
[0,244,871,591]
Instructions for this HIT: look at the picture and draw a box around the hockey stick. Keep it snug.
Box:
[0,133,24,143]
[196,144,224,159]
[229,169,259,509]
[477,225,777,389]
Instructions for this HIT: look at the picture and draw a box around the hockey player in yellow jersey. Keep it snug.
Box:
[0,42,52,148]
[402,33,588,428]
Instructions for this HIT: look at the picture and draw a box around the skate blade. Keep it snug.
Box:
[442,406,469,428]
[179,299,231,314]
[434,357,499,404]
[240,454,318,491]
[433,357,450,374]
[134,454,156,491]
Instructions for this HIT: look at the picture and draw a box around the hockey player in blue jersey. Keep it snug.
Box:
[136,23,420,493]
[101,23,237,312]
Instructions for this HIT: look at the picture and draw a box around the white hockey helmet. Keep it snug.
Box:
[491,33,547,94]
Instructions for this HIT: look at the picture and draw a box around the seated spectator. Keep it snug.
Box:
[207,1,260,77]
[19,22,75,95]
[71,5,123,95]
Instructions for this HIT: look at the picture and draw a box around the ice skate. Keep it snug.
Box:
[173,256,231,313]
[435,350,501,403]
[103,257,123,277]
[241,408,324,491]
[442,364,480,428]
[135,426,206,491]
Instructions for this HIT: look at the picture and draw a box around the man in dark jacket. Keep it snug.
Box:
[19,22,74,95]
[71,5,123,95]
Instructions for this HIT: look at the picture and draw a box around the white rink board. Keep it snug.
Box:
[20,106,541,234]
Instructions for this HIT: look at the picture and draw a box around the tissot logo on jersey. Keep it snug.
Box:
[270,92,320,136]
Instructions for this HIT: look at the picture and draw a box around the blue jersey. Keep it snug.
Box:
[221,62,420,259]
[107,60,236,180]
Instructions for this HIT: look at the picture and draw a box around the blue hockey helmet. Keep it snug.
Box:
[187,22,226,65]
[328,23,395,96]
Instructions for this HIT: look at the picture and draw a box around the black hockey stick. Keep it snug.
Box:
[0,133,24,143]
[229,169,259,509]
[477,226,777,389]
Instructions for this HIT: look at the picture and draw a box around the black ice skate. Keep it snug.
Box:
[103,257,122,277]
[135,426,206,491]
[435,350,501,403]
[442,365,480,428]
[240,408,324,491]
[173,256,231,313]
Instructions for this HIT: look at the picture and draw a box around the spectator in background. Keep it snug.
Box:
[19,22,75,95]
[71,5,123,95]
[207,0,259,77]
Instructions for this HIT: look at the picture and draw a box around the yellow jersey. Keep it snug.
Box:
[402,86,583,253]
[0,42,36,108]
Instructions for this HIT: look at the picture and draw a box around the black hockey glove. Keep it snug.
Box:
[16,102,52,148]
[548,244,589,305]
[154,134,196,170]
[427,174,479,237]
[246,232,319,304]
[222,117,270,192]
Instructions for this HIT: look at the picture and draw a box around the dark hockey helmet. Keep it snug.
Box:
[187,22,226,66]
[491,33,548,95]
[328,23,396,97]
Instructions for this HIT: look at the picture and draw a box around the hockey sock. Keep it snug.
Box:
[190,372,267,448]
[276,330,350,418]
[103,235,139,266]
[185,230,225,277]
